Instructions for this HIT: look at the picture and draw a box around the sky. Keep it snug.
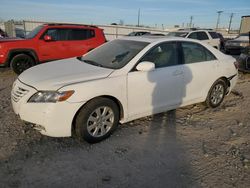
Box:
[0,0,250,29]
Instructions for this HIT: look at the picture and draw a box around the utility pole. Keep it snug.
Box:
[137,8,140,27]
[216,11,223,30]
[189,16,193,28]
[228,13,234,33]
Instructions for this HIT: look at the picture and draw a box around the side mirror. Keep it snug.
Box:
[44,35,53,41]
[136,61,155,72]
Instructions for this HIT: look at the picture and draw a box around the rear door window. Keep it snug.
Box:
[208,32,219,39]
[197,32,209,40]
[187,32,198,40]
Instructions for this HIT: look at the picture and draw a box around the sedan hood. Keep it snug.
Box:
[18,58,114,90]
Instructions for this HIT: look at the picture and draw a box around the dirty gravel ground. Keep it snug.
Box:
[0,68,250,188]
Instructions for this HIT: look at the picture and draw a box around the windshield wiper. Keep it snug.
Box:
[82,59,103,67]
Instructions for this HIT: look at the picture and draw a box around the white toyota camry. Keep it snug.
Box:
[11,36,238,143]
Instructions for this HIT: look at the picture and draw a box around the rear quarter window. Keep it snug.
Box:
[181,42,217,64]
[69,29,95,40]
[209,32,219,39]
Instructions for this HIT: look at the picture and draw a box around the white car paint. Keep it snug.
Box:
[18,58,114,90]
[168,30,221,49]
[11,37,238,137]
[186,30,221,49]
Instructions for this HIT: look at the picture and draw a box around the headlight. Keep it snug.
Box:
[239,42,249,47]
[28,90,74,103]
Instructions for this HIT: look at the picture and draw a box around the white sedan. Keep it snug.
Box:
[11,36,238,143]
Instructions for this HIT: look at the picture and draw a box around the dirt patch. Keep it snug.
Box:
[0,68,250,188]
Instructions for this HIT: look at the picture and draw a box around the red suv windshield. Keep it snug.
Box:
[25,25,44,39]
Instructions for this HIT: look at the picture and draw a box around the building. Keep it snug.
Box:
[240,15,250,34]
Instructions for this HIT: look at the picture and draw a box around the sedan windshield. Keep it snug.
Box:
[81,40,149,69]
[25,25,43,39]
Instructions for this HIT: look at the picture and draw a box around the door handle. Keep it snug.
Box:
[172,70,183,76]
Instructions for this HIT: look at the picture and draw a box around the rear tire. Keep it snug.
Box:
[75,98,119,143]
[206,79,227,108]
[10,54,35,75]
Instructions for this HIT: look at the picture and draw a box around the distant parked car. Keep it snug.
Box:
[225,33,250,54]
[12,36,238,143]
[145,33,166,36]
[127,31,150,36]
[238,46,250,73]
[0,23,106,74]
[216,32,225,51]
[167,30,221,49]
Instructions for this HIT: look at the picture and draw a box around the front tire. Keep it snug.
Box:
[75,98,119,143]
[206,79,227,108]
[10,54,35,75]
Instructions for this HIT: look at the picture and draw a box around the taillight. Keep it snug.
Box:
[234,61,239,69]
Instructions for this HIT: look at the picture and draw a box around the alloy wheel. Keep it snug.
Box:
[86,106,115,137]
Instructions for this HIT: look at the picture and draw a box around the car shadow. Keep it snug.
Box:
[139,64,195,187]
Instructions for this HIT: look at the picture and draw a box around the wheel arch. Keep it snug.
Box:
[205,77,228,108]
[87,48,94,52]
[7,49,39,66]
[71,95,124,136]
[218,76,230,93]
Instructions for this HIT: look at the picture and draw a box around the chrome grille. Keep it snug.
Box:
[12,86,29,102]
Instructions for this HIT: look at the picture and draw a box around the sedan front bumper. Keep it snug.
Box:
[11,79,84,137]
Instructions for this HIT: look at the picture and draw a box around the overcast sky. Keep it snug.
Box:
[0,0,250,29]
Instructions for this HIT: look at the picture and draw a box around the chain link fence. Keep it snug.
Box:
[3,20,168,40]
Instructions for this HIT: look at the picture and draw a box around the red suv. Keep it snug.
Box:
[0,23,106,74]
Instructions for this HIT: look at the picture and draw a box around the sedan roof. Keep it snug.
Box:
[117,35,227,61]
[119,35,195,43]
